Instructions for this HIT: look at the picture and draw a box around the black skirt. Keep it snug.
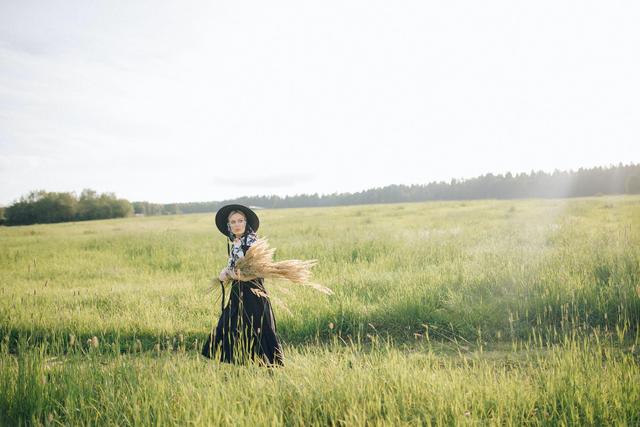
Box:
[201,278,285,367]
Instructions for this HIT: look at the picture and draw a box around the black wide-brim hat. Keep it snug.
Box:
[215,204,260,237]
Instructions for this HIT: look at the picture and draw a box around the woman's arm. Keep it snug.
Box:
[219,266,256,282]
[233,267,258,281]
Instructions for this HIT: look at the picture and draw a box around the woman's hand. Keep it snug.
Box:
[219,267,230,282]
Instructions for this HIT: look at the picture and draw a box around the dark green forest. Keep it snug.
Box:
[2,162,639,226]
[1,189,132,226]
[132,162,640,215]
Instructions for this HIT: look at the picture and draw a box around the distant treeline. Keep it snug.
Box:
[1,189,132,226]
[132,162,640,216]
[2,163,639,225]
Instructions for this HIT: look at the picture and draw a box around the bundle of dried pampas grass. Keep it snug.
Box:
[232,237,333,295]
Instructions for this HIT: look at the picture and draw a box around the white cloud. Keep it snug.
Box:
[1,0,639,205]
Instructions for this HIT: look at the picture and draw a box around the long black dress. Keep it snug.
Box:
[201,232,285,367]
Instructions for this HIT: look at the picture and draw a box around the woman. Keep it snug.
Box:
[201,204,285,367]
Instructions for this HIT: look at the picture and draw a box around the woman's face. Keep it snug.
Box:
[228,212,246,237]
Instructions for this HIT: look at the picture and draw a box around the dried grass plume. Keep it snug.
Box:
[235,237,333,295]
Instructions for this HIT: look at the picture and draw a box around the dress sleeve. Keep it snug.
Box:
[245,232,258,248]
[240,232,256,254]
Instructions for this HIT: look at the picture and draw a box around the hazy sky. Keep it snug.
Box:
[1,1,638,205]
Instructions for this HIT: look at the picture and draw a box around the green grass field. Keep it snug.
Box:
[1,196,639,426]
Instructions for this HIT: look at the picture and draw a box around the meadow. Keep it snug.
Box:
[1,196,639,426]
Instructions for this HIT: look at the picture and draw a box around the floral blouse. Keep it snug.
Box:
[226,231,258,272]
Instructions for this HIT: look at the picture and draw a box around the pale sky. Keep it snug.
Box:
[1,1,638,206]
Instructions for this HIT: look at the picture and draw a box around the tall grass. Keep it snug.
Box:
[1,331,638,426]
[0,195,638,425]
